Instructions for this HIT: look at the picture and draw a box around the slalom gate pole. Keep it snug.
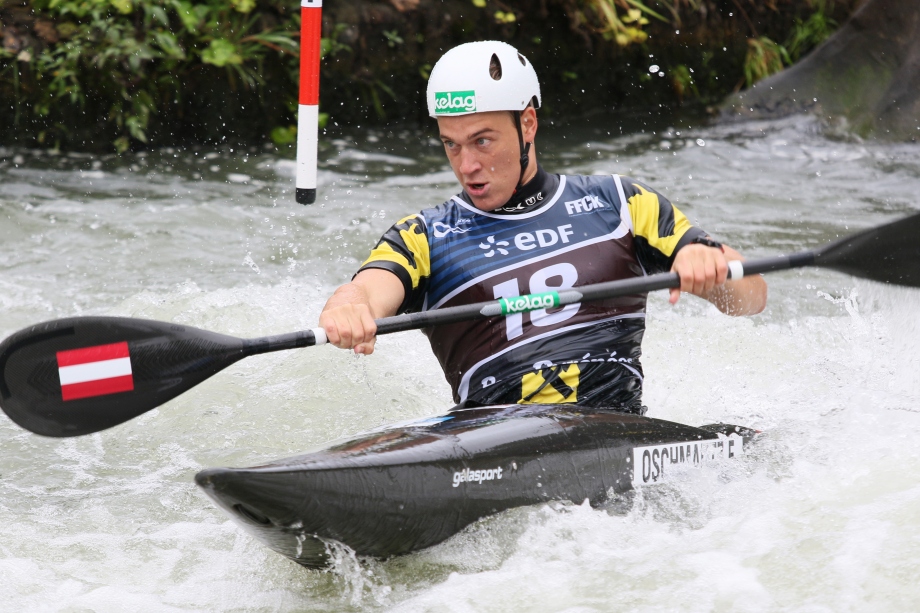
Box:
[296,0,322,205]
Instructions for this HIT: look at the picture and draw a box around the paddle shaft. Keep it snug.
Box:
[369,250,814,337]
[244,331,318,355]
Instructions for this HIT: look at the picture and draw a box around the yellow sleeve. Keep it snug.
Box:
[622,177,706,273]
[358,214,431,311]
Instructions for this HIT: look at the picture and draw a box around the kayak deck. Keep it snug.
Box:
[195,404,755,568]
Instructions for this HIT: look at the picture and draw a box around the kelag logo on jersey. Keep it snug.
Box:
[434,91,476,114]
[564,195,607,216]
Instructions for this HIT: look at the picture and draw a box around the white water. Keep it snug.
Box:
[2,115,920,611]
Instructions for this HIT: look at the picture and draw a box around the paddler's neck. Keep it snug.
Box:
[492,163,558,214]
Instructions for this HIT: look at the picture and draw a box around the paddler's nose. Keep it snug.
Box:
[457,147,482,177]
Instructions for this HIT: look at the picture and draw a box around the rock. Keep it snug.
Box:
[721,0,920,141]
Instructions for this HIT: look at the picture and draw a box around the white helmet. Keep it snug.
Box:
[427,41,541,118]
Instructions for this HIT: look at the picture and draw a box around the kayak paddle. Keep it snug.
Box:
[2,211,918,437]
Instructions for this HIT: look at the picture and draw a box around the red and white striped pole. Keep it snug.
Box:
[296,0,322,205]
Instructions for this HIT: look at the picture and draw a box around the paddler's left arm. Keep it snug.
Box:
[669,243,767,315]
[618,175,766,316]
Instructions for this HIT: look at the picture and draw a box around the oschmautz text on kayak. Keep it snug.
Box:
[631,434,744,487]
[453,466,503,487]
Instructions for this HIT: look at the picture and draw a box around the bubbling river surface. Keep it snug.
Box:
[2,114,920,612]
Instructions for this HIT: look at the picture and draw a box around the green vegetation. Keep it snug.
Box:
[0,0,855,152]
[741,0,839,87]
[582,0,659,46]
[744,36,790,88]
[1,0,310,150]
[786,0,838,61]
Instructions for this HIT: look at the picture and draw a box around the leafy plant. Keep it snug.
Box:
[270,124,296,145]
[7,0,302,150]
[581,0,664,47]
[744,36,791,87]
[787,0,837,61]
[383,29,403,48]
[320,23,352,59]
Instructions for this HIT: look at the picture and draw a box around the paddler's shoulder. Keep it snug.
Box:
[616,175,662,198]
[567,173,666,207]
[552,173,629,207]
[555,172,625,190]
[397,194,479,238]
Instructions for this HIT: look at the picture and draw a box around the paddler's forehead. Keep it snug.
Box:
[436,111,517,142]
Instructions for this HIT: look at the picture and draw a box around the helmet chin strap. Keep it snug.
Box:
[513,110,532,190]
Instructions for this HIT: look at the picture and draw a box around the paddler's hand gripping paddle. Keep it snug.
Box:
[2,211,920,437]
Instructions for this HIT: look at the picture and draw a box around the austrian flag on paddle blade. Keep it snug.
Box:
[56,342,134,401]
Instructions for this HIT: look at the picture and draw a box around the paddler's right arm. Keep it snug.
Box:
[320,214,431,355]
[319,268,405,355]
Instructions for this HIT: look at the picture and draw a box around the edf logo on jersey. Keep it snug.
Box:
[479,224,575,258]
[564,195,606,215]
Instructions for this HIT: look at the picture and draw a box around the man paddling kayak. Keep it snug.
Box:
[320,41,767,413]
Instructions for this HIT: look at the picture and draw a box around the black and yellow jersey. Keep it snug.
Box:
[358,169,706,411]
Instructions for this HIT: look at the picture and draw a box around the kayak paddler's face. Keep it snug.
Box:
[437,108,537,211]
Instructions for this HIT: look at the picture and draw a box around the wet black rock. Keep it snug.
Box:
[721,0,920,141]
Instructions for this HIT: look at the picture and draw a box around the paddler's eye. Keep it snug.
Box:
[477,138,490,146]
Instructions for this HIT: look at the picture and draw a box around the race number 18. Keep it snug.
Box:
[491,263,580,340]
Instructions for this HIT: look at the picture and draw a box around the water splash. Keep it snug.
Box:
[817,287,869,335]
[321,539,392,608]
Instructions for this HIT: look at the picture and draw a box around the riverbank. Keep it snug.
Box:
[0,0,857,152]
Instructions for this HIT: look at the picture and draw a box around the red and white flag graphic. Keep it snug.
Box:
[57,341,134,401]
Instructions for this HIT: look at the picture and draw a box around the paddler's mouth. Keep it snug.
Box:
[465,181,489,198]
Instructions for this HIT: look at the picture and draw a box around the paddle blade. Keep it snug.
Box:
[815,211,920,287]
[0,317,245,437]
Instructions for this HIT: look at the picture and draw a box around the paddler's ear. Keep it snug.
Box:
[521,105,538,142]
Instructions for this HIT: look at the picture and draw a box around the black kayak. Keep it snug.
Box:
[195,404,756,568]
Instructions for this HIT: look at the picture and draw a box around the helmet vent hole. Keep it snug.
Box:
[489,53,502,80]
[518,53,526,66]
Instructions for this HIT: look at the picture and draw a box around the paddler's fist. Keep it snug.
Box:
[669,243,728,304]
[319,304,378,355]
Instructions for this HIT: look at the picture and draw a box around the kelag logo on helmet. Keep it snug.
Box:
[434,91,477,114]
[425,42,541,118]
